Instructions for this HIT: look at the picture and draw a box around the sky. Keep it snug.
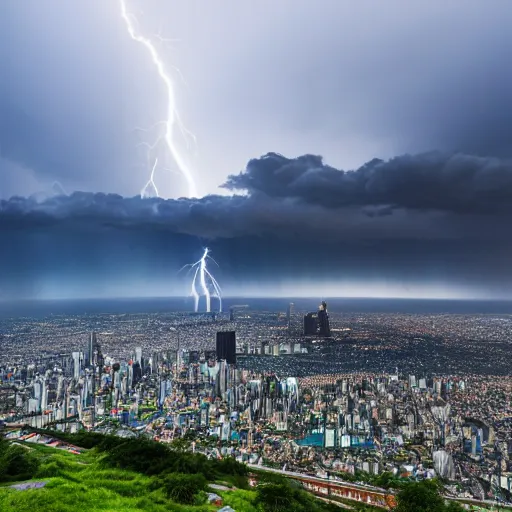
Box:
[0,0,512,301]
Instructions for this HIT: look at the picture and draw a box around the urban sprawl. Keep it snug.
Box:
[1,302,511,508]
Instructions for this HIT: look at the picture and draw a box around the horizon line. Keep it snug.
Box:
[1,295,512,303]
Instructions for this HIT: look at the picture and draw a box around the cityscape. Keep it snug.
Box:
[1,298,511,510]
[1,0,512,511]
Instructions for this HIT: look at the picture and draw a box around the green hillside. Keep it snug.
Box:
[0,431,343,512]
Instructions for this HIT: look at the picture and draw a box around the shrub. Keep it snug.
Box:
[154,472,207,504]
[0,443,40,482]
[214,456,248,477]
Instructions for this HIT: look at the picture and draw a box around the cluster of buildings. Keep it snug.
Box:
[1,305,512,506]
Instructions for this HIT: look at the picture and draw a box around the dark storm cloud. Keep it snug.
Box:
[223,152,512,214]
[2,150,512,300]
[1,151,511,245]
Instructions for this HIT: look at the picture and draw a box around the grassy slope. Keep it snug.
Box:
[0,442,214,512]
[5,441,502,512]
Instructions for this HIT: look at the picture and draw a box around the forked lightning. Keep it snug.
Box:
[119,0,198,198]
[182,248,222,313]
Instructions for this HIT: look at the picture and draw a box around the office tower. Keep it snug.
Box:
[287,303,294,331]
[318,301,331,337]
[72,352,81,379]
[218,360,228,395]
[96,341,104,370]
[127,363,133,390]
[303,313,317,336]
[135,347,142,365]
[40,377,48,411]
[33,377,43,413]
[87,332,97,367]
[216,331,237,365]
[132,362,142,386]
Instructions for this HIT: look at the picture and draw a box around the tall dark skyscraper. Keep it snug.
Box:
[318,301,331,337]
[303,313,317,336]
[303,302,331,337]
[216,331,236,365]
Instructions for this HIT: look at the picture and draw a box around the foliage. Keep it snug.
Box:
[107,437,173,475]
[255,483,296,512]
[0,446,210,512]
[29,429,248,482]
[215,455,248,477]
[0,440,40,483]
[395,480,464,512]
[170,437,191,452]
[219,489,259,512]
[0,431,398,512]
[254,481,339,512]
[152,472,207,504]
[444,502,465,511]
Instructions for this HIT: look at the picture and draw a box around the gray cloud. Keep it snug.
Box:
[2,150,512,300]
[0,151,510,247]
[223,152,512,214]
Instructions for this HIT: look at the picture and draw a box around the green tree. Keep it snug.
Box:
[374,471,395,488]
[157,472,207,504]
[395,480,446,512]
[255,483,296,512]
[254,481,329,512]
[215,456,248,477]
[0,443,40,482]
[169,437,190,452]
[444,501,464,511]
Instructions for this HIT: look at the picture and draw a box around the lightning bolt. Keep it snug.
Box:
[140,157,159,198]
[181,248,222,313]
[120,0,198,199]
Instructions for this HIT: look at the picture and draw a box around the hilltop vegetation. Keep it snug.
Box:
[0,430,343,512]
[3,430,495,511]
[0,435,40,483]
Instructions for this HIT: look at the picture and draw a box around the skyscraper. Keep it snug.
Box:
[287,303,295,330]
[216,331,236,365]
[303,313,317,336]
[134,347,141,364]
[318,301,331,337]
[303,302,331,337]
[86,332,97,367]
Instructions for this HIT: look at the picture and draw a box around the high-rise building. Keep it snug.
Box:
[86,333,97,367]
[72,352,82,379]
[216,331,236,365]
[303,313,317,336]
[135,347,142,365]
[304,302,331,337]
[318,301,331,337]
[287,303,295,330]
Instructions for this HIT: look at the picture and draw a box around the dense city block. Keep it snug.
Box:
[1,302,512,510]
